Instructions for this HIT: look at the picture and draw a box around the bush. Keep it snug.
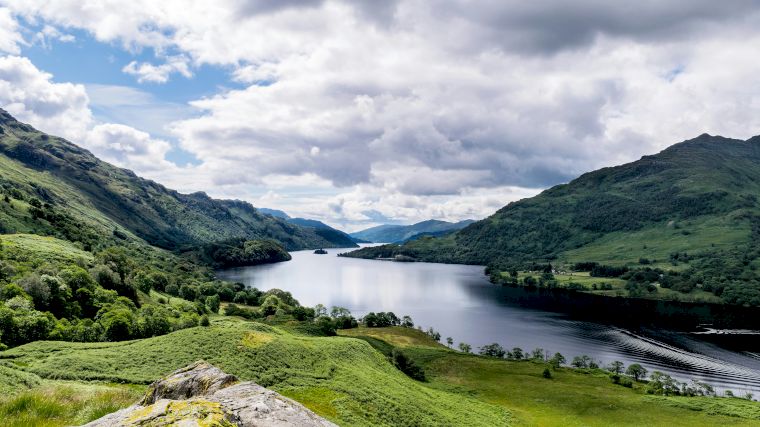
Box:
[165,284,179,296]
[205,295,220,314]
[542,368,552,379]
[200,315,210,327]
[391,348,426,381]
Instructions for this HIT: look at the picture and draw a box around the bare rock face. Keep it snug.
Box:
[83,361,337,427]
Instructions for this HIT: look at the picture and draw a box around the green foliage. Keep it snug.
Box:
[391,348,426,381]
[191,238,292,269]
[2,319,509,425]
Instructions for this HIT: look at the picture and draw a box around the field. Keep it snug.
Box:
[560,215,750,268]
[1,320,759,426]
[505,271,726,304]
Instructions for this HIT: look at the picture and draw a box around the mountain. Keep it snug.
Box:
[350,219,476,243]
[257,208,290,219]
[344,134,760,305]
[285,217,358,248]
[0,109,347,252]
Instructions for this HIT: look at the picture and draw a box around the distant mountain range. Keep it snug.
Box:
[256,209,360,247]
[0,109,351,252]
[349,219,476,243]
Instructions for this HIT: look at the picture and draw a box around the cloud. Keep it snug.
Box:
[84,123,174,171]
[0,55,91,140]
[2,1,760,227]
[0,55,176,176]
[122,56,192,83]
[0,7,23,54]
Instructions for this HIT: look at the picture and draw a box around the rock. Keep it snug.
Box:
[83,361,337,427]
[141,361,238,405]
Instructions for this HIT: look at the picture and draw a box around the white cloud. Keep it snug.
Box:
[0,55,176,177]
[84,123,174,172]
[0,55,91,140]
[122,56,192,83]
[0,8,23,54]
[2,1,760,227]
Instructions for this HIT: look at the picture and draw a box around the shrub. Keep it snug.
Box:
[391,349,426,381]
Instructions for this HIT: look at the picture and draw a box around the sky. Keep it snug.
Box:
[0,1,759,232]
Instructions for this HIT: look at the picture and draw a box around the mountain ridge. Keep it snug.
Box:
[350,219,475,243]
[0,109,346,252]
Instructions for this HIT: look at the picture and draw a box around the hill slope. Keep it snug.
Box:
[345,134,760,305]
[0,109,344,251]
[285,218,358,248]
[350,219,475,243]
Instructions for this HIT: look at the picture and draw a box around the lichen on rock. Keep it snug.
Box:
[83,360,336,427]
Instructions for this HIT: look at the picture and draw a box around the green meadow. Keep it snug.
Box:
[1,319,758,426]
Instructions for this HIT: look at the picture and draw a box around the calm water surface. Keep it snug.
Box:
[218,247,760,395]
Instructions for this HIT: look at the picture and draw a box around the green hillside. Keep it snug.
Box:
[2,319,758,426]
[344,134,760,305]
[0,109,346,252]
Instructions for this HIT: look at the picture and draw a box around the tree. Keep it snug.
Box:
[446,337,453,348]
[571,355,593,368]
[205,295,221,314]
[531,348,545,361]
[458,342,472,353]
[314,304,328,317]
[330,306,351,318]
[401,315,414,328]
[479,343,506,358]
[165,283,179,296]
[179,285,198,301]
[608,361,624,375]
[625,363,647,381]
[647,371,681,395]
[549,352,566,369]
[511,347,524,360]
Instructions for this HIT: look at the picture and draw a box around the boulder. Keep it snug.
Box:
[83,361,337,427]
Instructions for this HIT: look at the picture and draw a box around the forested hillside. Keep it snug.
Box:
[344,134,760,306]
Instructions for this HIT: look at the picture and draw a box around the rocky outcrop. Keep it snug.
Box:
[83,361,337,427]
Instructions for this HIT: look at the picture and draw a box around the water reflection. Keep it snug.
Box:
[218,247,760,395]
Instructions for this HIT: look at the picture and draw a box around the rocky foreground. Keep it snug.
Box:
[83,361,337,427]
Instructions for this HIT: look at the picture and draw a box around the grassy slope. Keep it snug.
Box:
[508,271,725,304]
[0,234,94,265]
[341,327,760,427]
[0,318,509,426]
[2,322,759,426]
[560,215,751,267]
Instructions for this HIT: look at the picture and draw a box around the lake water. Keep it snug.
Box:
[218,247,760,395]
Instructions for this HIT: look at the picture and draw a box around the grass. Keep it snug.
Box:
[560,215,750,267]
[0,233,94,266]
[0,318,509,426]
[414,349,760,426]
[505,271,726,304]
[0,381,143,427]
[3,320,759,426]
